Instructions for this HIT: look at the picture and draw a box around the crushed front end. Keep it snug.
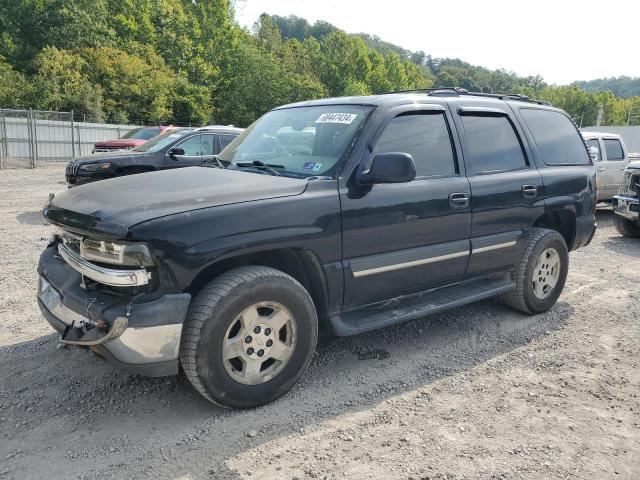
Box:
[37,218,190,377]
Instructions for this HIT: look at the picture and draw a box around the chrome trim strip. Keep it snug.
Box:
[472,240,517,254]
[352,250,469,278]
[58,242,151,287]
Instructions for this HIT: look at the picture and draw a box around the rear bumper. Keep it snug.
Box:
[613,195,640,222]
[37,245,190,377]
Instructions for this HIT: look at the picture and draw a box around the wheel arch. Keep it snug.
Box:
[187,247,331,324]
[533,208,577,250]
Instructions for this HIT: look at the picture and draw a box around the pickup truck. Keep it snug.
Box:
[38,89,597,408]
[613,159,640,237]
[581,131,630,201]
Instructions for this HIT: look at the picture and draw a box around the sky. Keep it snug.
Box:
[234,0,639,85]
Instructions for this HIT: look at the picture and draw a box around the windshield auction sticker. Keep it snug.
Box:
[315,113,357,124]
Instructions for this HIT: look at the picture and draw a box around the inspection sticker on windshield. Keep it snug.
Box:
[303,162,323,171]
[315,113,357,124]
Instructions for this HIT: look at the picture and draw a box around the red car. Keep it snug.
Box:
[92,126,174,153]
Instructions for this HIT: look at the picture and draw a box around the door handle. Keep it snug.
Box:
[449,192,469,208]
[522,185,538,197]
[596,166,606,172]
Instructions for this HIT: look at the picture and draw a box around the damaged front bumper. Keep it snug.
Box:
[613,195,640,222]
[37,245,191,377]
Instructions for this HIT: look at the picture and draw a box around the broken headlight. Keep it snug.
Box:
[80,238,155,267]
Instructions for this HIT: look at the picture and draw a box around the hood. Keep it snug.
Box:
[94,139,146,148]
[71,150,147,165]
[628,160,640,170]
[45,167,307,236]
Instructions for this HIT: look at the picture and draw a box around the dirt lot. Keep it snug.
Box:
[0,164,638,480]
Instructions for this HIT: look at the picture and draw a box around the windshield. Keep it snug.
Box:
[133,129,189,153]
[219,105,372,177]
[123,126,163,140]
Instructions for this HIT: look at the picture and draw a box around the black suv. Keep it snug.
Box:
[65,125,243,187]
[39,89,596,408]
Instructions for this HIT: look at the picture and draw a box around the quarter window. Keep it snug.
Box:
[520,109,591,165]
[603,139,624,161]
[585,139,602,162]
[373,112,457,177]
[461,115,527,173]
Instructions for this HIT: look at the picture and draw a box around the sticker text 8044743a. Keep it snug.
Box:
[315,113,357,125]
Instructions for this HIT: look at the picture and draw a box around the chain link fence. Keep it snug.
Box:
[0,109,139,169]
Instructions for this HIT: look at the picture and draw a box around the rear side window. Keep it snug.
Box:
[520,109,591,165]
[460,115,527,173]
[603,139,624,161]
[373,112,457,177]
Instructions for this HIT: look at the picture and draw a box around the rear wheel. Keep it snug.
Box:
[180,266,318,408]
[614,214,640,238]
[502,228,569,314]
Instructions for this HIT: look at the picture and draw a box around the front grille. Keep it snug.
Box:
[619,170,640,196]
[66,162,80,176]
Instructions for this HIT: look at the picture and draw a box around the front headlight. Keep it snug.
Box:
[79,163,111,172]
[80,238,155,266]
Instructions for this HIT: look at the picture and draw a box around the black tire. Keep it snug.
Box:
[501,228,569,315]
[614,214,640,238]
[180,266,318,408]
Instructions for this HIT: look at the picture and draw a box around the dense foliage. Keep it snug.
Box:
[573,76,640,99]
[1,2,639,127]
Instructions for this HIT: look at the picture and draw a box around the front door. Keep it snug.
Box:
[164,133,204,168]
[340,106,472,309]
[450,101,544,277]
[586,138,606,196]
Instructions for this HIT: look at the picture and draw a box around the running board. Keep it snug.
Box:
[328,275,515,336]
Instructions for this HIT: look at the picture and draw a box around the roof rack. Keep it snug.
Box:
[379,87,550,105]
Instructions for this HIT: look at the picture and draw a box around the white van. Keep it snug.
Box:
[581,132,630,201]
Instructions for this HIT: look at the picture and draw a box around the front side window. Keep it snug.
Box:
[604,139,624,161]
[372,112,456,177]
[586,139,602,162]
[176,134,203,156]
[461,115,527,173]
[520,108,591,166]
[133,129,190,153]
[219,105,372,178]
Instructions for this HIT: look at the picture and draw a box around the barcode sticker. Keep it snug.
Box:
[315,113,357,124]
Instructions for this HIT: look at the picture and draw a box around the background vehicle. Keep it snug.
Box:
[92,126,174,153]
[582,132,630,201]
[67,125,243,186]
[613,160,640,237]
[40,89,596,408]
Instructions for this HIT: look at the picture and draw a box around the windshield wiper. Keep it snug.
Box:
[234,160,284,176]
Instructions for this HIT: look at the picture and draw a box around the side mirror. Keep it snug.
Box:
[168,147,185,159]
[356,152,416,185]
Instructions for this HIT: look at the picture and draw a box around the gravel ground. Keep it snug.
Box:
[0,164,638,480]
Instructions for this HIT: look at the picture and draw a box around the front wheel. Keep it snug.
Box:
[180,266,318,408]
[614,214,640,238]
[502,228,569,314]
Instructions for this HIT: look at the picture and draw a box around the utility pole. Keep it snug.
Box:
[596,104,604,127]
[627,108,633,126]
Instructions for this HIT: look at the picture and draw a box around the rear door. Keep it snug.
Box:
[450,102,544,276]
[602,137,629,197]
[340,105,472,309]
